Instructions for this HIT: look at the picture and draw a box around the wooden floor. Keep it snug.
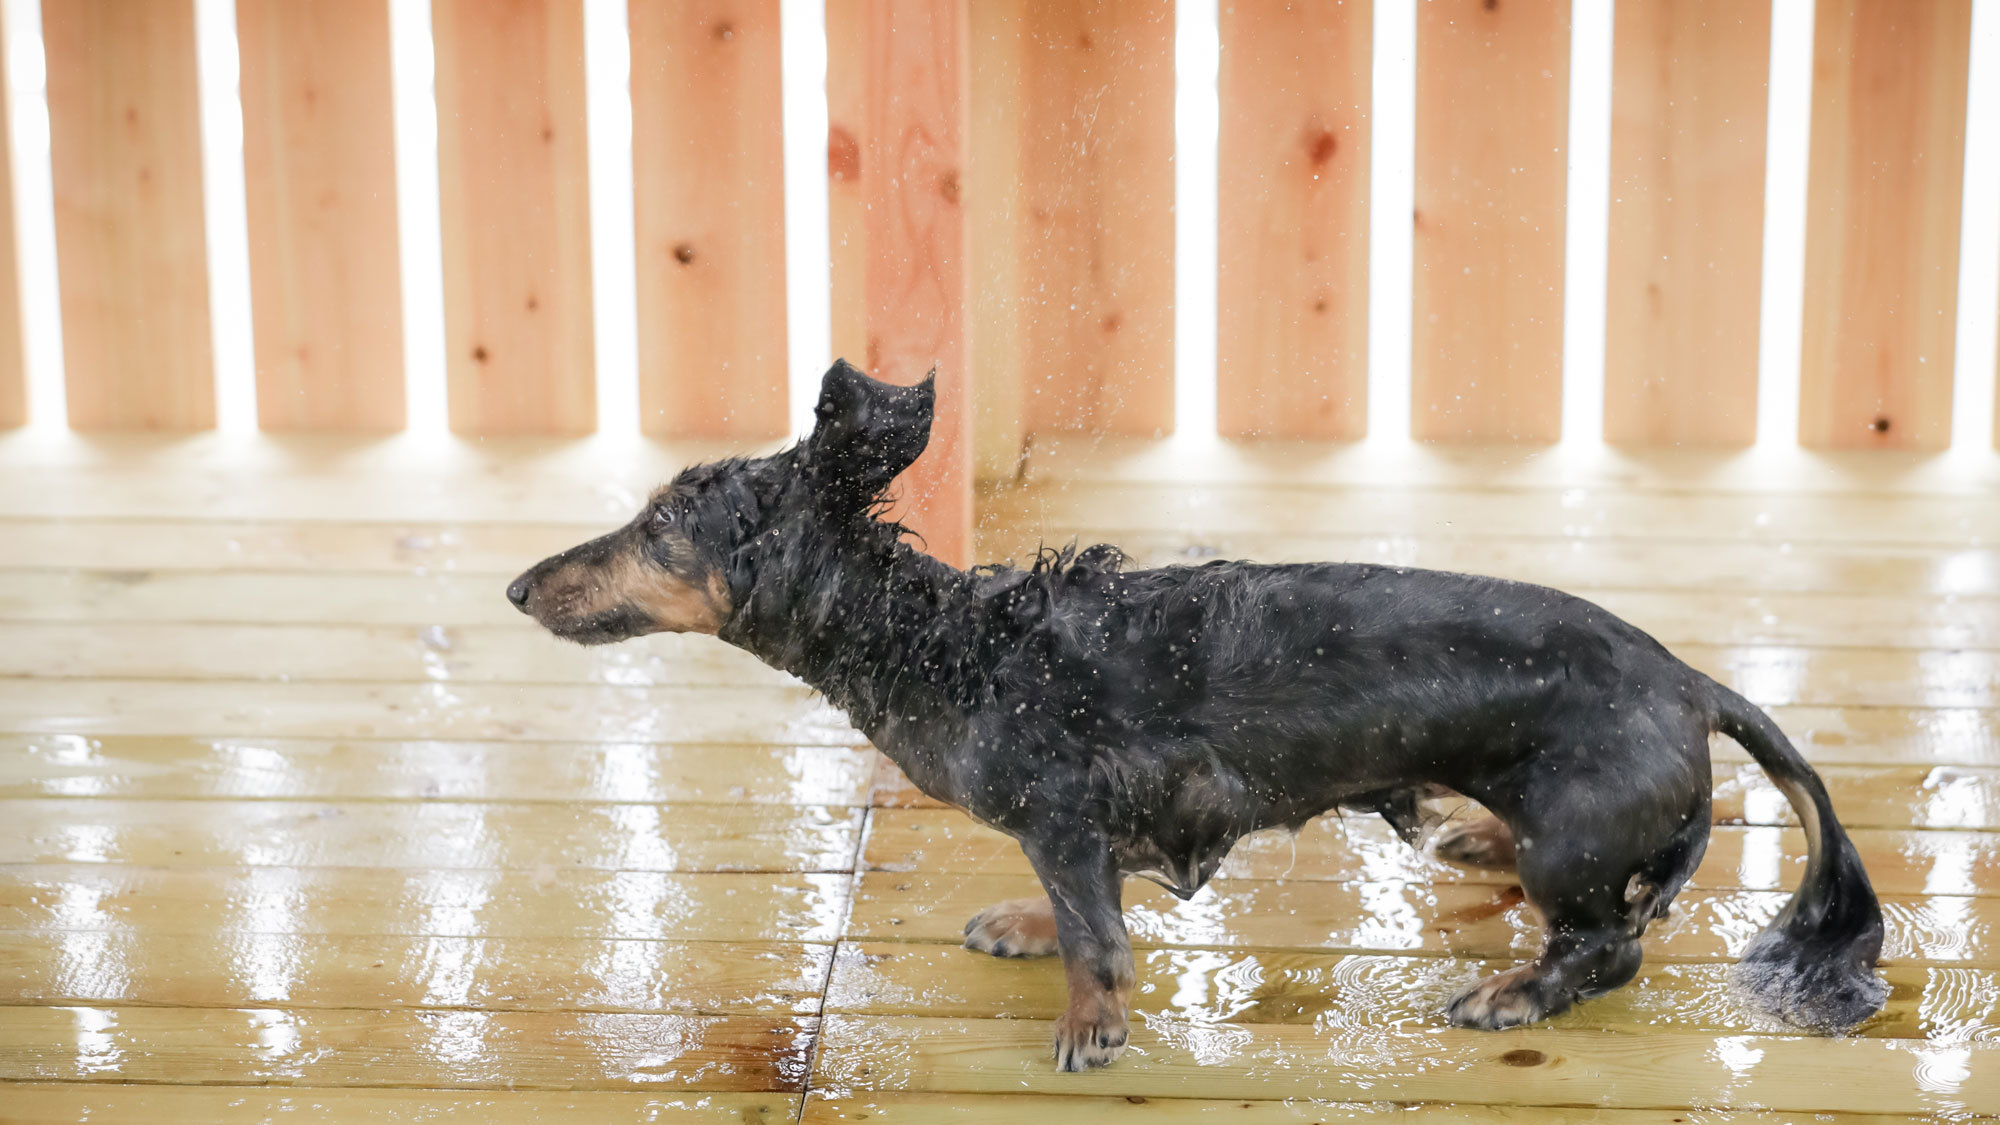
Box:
[3,430,1999,1121]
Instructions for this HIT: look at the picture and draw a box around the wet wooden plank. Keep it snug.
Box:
[847,872,2000,967]
[1411,0,1569,442]
[0,865,851,943]
[13,622,2000,713]
[799,1094,1928,1125]
[863,808,2000,898]
[0,1087,798,1125]
[1799,0,1971,450]
[826,0,866,367]
[980,481,2000,547]
[1603,0,1769,447]
[3,799,861,873]
[1216,0,1371,440]
[7,572,1998,652]
[809,1015,1995,1116]
[0,684,1990,766]
[432,0,596,435]
[629,0,789,439]
[6,517,1997,602]
[824,944,1988,1042]
[0,1006,814,1092]
[0,679,854,745]
[237,0,406,432]
[0,932,831,1015]
[43,0,215,430]
[0,736,873,805]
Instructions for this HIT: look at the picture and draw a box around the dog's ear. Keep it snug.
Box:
[802,359,934,508]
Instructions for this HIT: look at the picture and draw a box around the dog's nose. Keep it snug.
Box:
[506,577,532,611]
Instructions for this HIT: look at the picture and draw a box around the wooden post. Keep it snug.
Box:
[44,0,215,430]
[630,0,789,439]
[858,0,972,567]
[1603,0,1769,448]
[0,14,20,429]
[1411,0,1569,443]
[1799,0,1970,450]
[827,1,867,371]
[993,0,1176,439]
[966,0,1026,480]
[432,0,595,435]
[238,0,405,432]
[1216,0,1371,440]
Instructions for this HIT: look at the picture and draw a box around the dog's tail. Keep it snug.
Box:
[1710,681,1886,1032]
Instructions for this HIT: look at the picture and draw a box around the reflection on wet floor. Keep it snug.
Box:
[4,454,2000,1118]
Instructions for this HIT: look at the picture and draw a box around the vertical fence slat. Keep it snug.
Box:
[1007,0,1175,437]
[1603,0,1769,448]
[967,0,1026,477]
[238,0,405,433]
[0,14,20,429]
[432,0,595,435]
[827,0,866,367]
[44,0,215,430]
[630,0,788,439]
[1799,0,1970,450]
[1216,0,1371,440]
[859,0,972,566]
[1411,0,1569,443]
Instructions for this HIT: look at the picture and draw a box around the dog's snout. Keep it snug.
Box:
[506,576,533,611]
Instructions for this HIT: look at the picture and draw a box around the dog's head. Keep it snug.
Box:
[506,359,934,644]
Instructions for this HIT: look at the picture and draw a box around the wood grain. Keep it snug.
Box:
[432,0,595,435]
[237,0,406,433]
[43,0,215,430]
[859,0,974,565]
[1411,0,1569,442]
[629,0,789,439]
[0,1088,798,1125]
[1216,0,1371,440]
[1603,0,1770,447]
[0,13,20,430]
[826,0,867,368]
[1798,0,1971,450]
[990,0,1175,438]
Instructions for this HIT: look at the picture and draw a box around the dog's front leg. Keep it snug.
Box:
[1020,834,1133,1071]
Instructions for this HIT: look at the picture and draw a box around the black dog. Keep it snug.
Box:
[508,360,1887,1070]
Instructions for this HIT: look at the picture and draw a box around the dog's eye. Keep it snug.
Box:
[649,506,676,531]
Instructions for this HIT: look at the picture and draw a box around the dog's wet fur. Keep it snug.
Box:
[509,360,1889,1070]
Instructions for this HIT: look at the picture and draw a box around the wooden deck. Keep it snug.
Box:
[2,430,1998,1121]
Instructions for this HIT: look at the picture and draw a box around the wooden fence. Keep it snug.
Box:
[0,0,1990,563]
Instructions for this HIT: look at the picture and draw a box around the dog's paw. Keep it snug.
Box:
[1445,964,1549,1030]
[962,897,1060,958]
[1433,814,1518,869]
[1053,1007,1129,1071]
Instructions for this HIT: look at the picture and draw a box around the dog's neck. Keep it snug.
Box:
[718,507,985,757]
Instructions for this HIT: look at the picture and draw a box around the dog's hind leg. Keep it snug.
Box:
[1446,736,1710,1029]
[1432,809,1517,869]
[963,897,1060,958]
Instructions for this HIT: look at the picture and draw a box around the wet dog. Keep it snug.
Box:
[508,360,1887,1070]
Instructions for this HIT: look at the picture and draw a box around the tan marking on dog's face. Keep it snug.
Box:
[615,555,731,635]
[516,527,731,643]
